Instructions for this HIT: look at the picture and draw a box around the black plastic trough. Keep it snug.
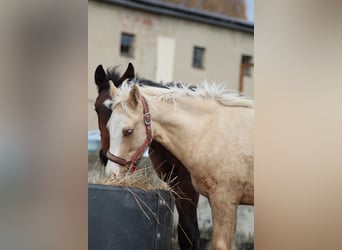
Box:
[88,184,174,250]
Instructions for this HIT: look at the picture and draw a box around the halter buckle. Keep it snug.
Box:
[144,113,151,125]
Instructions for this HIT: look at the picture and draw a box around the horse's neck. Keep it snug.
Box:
[148,97,216,163]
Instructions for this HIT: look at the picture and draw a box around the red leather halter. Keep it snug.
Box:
[106,96,152,172]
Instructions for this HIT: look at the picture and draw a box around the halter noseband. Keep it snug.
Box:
[106,96,152,172]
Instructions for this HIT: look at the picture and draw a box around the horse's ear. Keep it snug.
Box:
[109,81,118,98]
[119,62,135,84]
[95,65,108,92]
[128,84,140,109]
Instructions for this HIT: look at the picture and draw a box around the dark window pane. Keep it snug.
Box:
[193,46,205,68]
[120,33,134,57]
[242,55,252,64]
[241,55,253,77]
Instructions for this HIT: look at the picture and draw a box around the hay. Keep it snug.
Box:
[88,161,173,192]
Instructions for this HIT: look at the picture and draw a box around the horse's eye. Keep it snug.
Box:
[123,129,134,137]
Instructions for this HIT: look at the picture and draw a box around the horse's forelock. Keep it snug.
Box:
[106,66,122,87]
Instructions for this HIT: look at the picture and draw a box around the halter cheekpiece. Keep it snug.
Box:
[106,96,152,172]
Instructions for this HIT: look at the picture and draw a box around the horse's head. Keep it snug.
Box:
[105,84,151,177]
[94,63,135,167]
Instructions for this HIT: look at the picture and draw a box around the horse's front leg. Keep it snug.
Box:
[174,170,200,250]
[209,190,239,250]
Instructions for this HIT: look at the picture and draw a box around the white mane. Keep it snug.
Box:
[113,81,254,108]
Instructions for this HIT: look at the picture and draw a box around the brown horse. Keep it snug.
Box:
[94,63,200,250]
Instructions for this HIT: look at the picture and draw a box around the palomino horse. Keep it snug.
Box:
[94,63,201,249]
[105,80,254,250]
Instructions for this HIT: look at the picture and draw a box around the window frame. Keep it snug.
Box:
[192,46,205,69]
[120,32,135,58]
[241,55,253,77]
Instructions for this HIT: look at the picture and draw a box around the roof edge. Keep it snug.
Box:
[96,0,254,33]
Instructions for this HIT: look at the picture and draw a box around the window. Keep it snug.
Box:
[192,46,205,68]
[241,55,253,77]
[120,33,135,57]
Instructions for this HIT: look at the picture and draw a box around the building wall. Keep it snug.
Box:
[88,1,254,130]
